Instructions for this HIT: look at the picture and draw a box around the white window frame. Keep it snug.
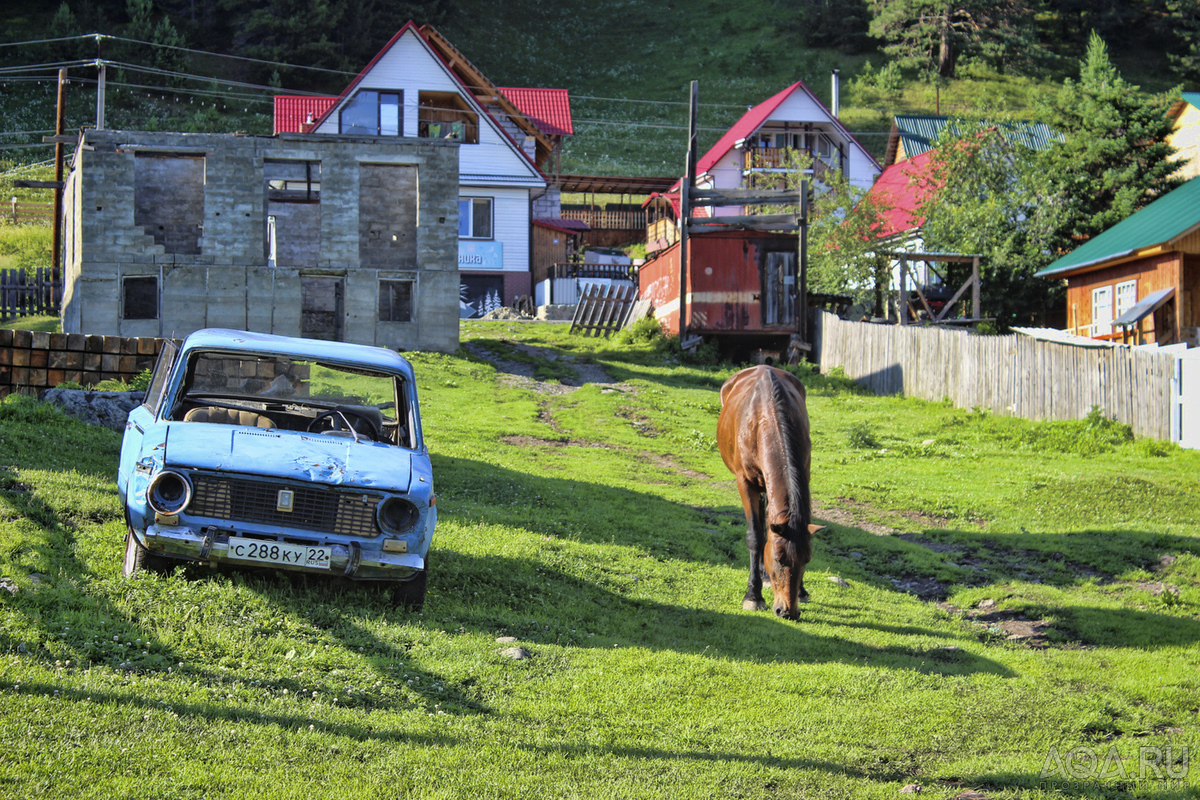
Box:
[1092,285,1113,337]
[458,197,493,240]
[1115,279,1138,318]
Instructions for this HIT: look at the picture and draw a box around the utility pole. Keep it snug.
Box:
[679,80,698,346]
[52,68,67,305]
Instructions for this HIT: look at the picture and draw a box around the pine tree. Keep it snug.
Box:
[1039,32,1183,249]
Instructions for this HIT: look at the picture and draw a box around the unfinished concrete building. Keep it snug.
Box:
[61,129,461,352]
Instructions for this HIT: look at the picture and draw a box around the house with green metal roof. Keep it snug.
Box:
[883,114,1059,167]
[1035,176,1200,345]
[1167,92,1200,182]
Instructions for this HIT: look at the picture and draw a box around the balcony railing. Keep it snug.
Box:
[743,146,841,183]
[560,208,643,230]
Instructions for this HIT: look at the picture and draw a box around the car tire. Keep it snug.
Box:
[122,528,172,578]
[392,566,428,611]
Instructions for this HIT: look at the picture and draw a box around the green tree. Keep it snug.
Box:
[1038,32,1183,250]
[915,121,1065,329]
[867,0,1053,78]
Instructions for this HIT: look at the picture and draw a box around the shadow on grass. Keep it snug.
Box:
[432,549,1015,677]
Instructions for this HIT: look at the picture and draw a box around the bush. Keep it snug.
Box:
[615,315,662,345]
[846,421,880,449]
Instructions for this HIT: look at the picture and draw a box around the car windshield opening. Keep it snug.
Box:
[183,353,400,423]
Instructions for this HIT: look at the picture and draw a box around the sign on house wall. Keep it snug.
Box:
[458,241,503,270]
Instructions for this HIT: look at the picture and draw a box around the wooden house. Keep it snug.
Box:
[1035,175,1200,346]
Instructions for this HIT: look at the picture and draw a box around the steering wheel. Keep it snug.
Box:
[306,409,377,441]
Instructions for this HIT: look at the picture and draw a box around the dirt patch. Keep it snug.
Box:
[500,434,617,451]
[636,451,710,480]
[465,342,630,395]
[939,600,1058,649]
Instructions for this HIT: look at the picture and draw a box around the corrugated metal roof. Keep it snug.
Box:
[892,115,1059,160]
[273,96,338,134]
[1036,175,1200,277]
[499,87,573,136]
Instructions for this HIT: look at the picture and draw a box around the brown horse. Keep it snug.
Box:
[717,365,823,620]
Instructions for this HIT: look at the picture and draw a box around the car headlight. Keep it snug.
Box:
[147,470,192,515]
[377,497,420,534]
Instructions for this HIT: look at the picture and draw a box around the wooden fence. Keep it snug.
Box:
[814,311,1178,440]
[1,268,59,321]
[8,199,54,225]
[570,283,639,337]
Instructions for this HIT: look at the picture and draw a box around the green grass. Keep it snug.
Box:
[0,320,1197,798]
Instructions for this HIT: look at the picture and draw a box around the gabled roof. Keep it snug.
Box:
[273,96,337,134]
[300,22,543,179]
[885,114,1059,165]
[863,149,937,238]
[499,88,573,137]
[694,81,881,179]
[1036,175,1200,277]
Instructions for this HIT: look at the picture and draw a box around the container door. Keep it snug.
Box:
[761,251,796,327]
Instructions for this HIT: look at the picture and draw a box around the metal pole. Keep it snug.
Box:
[52,68,67,308]
[679,80,698,340]
[95,61,106,130]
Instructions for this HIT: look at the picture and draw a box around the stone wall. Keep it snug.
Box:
[0,329,168,398]
[62,130,462,353]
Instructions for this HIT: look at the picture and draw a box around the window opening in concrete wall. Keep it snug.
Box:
[133,153,204,254]
[359,164,418,270]
[458,197,492,239]
[340,90,401,136]
[418,91,479,143]
[301,277,343,341]
[379,278,415,322]
[123,275,159,320]
[265,160,321,267]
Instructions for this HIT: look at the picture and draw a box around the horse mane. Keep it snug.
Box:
[766,370,810,532]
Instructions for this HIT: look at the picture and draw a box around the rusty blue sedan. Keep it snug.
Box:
[117,328,434,608]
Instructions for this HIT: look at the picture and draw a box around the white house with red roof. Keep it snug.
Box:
[694,81,881,216]
[274,22,574,314]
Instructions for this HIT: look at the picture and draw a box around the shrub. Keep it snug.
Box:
[846,421,880,449]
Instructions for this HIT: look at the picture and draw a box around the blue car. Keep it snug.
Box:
[117,329,435,609]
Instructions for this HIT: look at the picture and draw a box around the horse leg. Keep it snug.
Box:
[796,524,818,604]
[738,480,767,612]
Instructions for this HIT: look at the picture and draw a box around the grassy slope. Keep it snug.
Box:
[0,320,1196,798]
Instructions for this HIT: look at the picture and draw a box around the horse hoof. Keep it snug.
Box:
[743,599,766,612]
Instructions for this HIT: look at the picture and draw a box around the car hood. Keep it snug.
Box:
[163,424,413,491]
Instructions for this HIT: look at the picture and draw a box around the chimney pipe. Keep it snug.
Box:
[832,69,840,117]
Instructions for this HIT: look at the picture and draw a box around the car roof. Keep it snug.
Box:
[178,329,417,379]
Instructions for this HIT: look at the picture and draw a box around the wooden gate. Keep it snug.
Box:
[0,268,59,320]
[570,283,638,337]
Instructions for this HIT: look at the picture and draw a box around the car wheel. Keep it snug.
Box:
[122,528,171,578]
[391,567,428,611]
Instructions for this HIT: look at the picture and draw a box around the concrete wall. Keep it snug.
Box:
[62,130,461,353]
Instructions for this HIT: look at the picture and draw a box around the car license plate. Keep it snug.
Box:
[226,537,331,569]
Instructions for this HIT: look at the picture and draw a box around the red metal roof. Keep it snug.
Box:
[862,149,936,238]
[273,96,338,134]
[498,87,573,136]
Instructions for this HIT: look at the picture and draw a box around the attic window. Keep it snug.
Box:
[340,90,401,136]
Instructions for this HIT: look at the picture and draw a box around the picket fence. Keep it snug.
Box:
[814,311,1178,441]
[0,268,59,321]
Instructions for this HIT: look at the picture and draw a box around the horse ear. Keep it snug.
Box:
[807,524,827,536]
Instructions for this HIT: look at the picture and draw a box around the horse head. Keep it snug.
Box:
[764,514,825,620]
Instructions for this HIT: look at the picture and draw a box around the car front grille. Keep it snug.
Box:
[188,474,381,537]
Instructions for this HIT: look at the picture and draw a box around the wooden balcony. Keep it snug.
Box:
[743,147,840,183]
[560,208,643,230]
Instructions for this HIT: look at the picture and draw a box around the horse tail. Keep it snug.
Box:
[767,370,810,531]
